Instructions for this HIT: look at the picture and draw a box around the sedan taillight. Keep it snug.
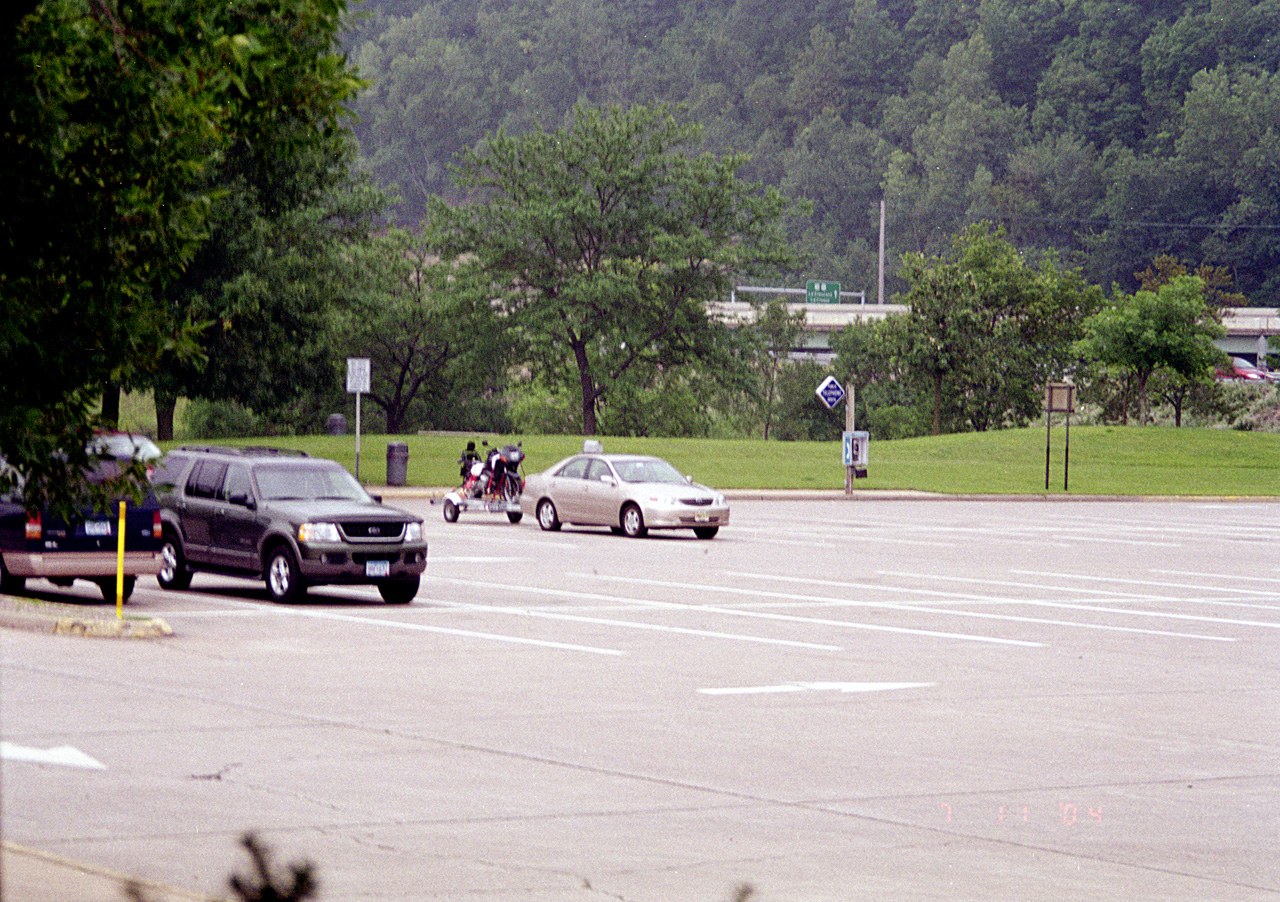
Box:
[25,514,41,541]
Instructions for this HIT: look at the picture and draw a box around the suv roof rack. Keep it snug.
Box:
[177,445,310,458]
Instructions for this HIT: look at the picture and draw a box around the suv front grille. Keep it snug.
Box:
[341,521,406,542]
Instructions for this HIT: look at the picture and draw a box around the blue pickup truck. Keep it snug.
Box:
[0,434,163,604]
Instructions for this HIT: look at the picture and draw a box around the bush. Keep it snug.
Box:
[184,400,267,439]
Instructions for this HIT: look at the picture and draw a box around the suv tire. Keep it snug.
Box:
[265,546,306,603]
[378,577,419,604]
[158,532,193,590]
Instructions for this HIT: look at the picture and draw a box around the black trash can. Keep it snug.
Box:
[386,441,409,487]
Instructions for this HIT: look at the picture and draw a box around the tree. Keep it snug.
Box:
[900,223,1100,434]
[1,0,356,510]
[431,104,795,435]
[330,231,510,433]
[747,299,807,439]
[1075,275,1226,425]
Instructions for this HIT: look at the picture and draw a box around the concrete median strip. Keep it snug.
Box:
[0,595,172,638]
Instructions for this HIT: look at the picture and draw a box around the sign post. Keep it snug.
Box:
[817,376,867,491]
[1045,383,1075,491]
[347,357,371,480]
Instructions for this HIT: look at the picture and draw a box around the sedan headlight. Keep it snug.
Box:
[298,522,341,543]
[404,521,423,542]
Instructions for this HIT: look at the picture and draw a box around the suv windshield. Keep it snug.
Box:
[255,465,370,502]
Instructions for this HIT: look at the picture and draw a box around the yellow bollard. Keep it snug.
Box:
[116,500,126,619]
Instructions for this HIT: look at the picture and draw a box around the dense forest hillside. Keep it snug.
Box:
[345,0,1280,302]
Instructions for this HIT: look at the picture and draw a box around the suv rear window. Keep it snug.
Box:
[186,460,228,499]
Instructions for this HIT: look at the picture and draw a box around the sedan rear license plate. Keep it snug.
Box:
[366,559,391,578]
[85,521,112,537]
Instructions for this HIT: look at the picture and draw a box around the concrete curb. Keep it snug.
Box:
[373,485,1280,503]
[0,598,172,638]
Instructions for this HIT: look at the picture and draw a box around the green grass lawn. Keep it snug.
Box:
[165,426,1280,496]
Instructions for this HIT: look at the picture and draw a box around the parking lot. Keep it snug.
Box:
[4,498,1279,901]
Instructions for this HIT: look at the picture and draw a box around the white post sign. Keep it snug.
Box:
[347,357,371,480]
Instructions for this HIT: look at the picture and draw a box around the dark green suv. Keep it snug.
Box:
[152,447,426,603]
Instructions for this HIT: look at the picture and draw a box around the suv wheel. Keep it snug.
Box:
[96,576,135,604]
[158,532,193,590]
[265,546,306,603]
[378,576,419,604]
[0,555,26,595]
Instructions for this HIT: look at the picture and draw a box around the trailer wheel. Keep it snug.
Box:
[443,499,459,523]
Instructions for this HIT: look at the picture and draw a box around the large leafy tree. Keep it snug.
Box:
[431,104,795,435]
[1075,275,1226,425]
[1,0,353,509]
[900,223,1101,434]
[329,231,510,433]
[148,0,369,438]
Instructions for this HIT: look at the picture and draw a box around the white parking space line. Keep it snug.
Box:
[877,570,1280,630]
[1012,568,1280,601]
[1157,569,1280,585]
[612,572,1238,643]
[559,573,1044,647]
[185,596,624,656]
[425,581,842,651]
[898,569,1280,613]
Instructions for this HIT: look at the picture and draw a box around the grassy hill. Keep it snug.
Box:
[164,426,1280,497]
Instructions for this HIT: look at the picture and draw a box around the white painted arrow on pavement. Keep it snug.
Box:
[699,682,934,696]
[1,742,106,770]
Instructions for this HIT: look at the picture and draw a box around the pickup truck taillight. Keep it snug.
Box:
[153,511,163,539]
[25,514,41,541]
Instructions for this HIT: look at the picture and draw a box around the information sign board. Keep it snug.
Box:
[346,357,371,394]
[815,375,845,410]
[806,280,842,304]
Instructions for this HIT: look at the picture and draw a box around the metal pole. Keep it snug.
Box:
[1045,412,1051,492]
[845,383,855,495]
[1064,409,1071,492]
[878,199,886,305]
[355,391,362,481]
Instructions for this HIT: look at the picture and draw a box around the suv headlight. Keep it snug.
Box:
[298,522,341,543]
[404,521,423,542]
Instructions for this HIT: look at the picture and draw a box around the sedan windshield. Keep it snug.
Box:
[613,458,687,485]
[256,466,370,502]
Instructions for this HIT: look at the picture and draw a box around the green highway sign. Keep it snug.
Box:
[806,280,841,304]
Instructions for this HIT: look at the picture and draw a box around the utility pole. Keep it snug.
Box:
[877,198,886,305]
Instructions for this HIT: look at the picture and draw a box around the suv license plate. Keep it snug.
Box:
[85,521,112,537]
[366,559,391,578]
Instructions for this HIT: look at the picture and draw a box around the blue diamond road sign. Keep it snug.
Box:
[815,375,845,410]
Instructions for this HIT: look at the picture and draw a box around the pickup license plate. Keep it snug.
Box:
[366,559,391,578]
[85,521,113,537]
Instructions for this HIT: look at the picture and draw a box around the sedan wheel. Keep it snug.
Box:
[537,499,561,531]
[621,504,647,538]
[265,546,306,603]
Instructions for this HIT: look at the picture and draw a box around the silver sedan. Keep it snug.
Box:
[520,453,729,538]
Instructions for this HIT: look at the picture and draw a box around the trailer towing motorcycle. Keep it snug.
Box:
[440,440,525,523]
